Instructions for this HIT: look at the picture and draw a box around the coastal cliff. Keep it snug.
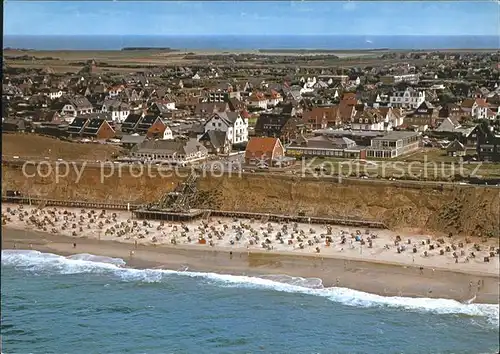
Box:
[2,165,499,237]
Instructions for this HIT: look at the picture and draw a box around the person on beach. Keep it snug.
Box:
[419,266,423,275]
[73,243,76,248]
[134,240,138,249]
[130,250,135,258]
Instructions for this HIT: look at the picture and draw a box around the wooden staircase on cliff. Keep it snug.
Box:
[146,171,199,212]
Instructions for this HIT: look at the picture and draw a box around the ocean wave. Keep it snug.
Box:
[3,250,499,326]
[66,253,126,267]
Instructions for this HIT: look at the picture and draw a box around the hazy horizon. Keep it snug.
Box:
[4,34,499,51]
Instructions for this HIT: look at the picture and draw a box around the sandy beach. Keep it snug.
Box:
[2,203,499,304]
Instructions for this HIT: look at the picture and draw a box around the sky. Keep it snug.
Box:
[3,1,500,36]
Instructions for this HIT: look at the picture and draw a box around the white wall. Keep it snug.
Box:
[204,114,248,144]
[49,91,62,100]
[390,90,425,109]
[61,104,76,117]
[351,121,387,131]
[248,100,268,109]
[163,127,173,140]
[233,116,248,144]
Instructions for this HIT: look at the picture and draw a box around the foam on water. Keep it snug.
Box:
[66,253,126,267]
[3,250,499,326]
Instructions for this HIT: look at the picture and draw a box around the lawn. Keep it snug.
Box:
[2,133,123,161]
[247,117,258,126]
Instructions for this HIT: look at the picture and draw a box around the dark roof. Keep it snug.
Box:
[136,115,163,133]
[207,111,241,126]
[68,96,93,110]
[76,112,113,121]
[123,113,142,125]
[139,115,160,125]
[2,118,26,130]
[227,98,244,112]
[34,110,60,122]
[446,139,466,152]
[281,103,298,116]
[198,130,228,149]
[121,114,142,131]
[121,135,146,145]
[149,102,172,114]
[191,123,205,134]
[84,118,106,131]
[68,117,88,128]
[289,135,356,150]
[133,138,208,156]
[416,101,434,111]
[103,99,130,111]
[371,131,420,141]
[67,117,88,134]
[255,114,289,132]
[195,102,228,115]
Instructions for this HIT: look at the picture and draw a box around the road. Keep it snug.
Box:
[4,156,500,188]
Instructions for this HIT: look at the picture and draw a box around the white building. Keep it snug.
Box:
[267,90,283,107]
[247,93,268,110]
[350,107,403,131]
[393,74,419,84]
[48,90,63,100]
[131,138,208,166]
[366,131,420,158]
[163,126,173,140]
[389,88,426,109]
[204,111,249,145]
[349,76,361,86]
[461,98,492,120]
[101,99,130,123]
[60,96,94,120]
[107,85,125,98]
[472,99,489,120]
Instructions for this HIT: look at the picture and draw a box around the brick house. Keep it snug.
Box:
[245,137,290,167]
[145,117,168,138]
[82,118,115,140]
[404,101,438,129]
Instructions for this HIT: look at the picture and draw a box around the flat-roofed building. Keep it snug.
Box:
[286,135,365,159]
[366,131,420,158]
[380,74,419,85]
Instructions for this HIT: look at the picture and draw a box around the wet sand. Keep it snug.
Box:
[3,227,499,304]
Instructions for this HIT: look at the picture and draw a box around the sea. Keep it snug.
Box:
[1,250,499,354]
[3,35,500,51]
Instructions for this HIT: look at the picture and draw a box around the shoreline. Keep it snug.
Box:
[3,227,499,305]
